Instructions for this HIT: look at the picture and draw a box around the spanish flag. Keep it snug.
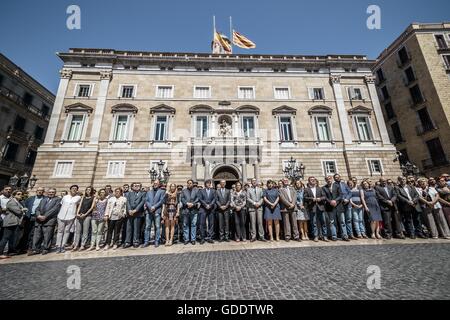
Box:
[232,30,256,49]
[212,31,232,54]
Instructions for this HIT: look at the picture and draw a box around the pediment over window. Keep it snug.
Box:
[236,105,260,115]
[64,103,93,114]
[150,104,176,114]
[308,105,333,115]
[111,103,138,114]
[189,104,214,114]
[348,106,372,115]
[272,105,296,115]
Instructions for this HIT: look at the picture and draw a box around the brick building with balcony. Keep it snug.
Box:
[374,22,450,177]
[0,53,55,188]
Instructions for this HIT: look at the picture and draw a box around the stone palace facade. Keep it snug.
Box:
[32,48,401,190]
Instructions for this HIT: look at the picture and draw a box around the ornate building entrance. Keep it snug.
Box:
[212,165,240,189]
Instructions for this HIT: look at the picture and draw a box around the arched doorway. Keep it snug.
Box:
[213,165,240,189]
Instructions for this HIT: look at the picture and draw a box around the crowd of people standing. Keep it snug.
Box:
[1,172,450,259]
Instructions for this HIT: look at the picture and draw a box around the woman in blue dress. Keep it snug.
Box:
[263,180,281,242]
[360,180,383,239]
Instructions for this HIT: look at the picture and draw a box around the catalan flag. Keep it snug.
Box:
[212,31,232,54]
[232,30,256,49]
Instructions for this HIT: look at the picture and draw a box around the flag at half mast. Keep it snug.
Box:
[212,31,232,54]
[232,30,256,49]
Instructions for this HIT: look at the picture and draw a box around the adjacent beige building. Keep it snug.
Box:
[32,48,401,190]
[374,22,450,177]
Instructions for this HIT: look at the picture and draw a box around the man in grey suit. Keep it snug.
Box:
[143,179,166,248]
[181,179,200,245]
[279,178,300,241]
[31,188,61,255]
[246,178,265,242]
[125,183,146,248]
[216,179,231,242]
[198,179,216,244]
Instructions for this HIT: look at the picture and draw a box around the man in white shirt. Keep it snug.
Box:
[0,185,13,241]
[56,185,81,253]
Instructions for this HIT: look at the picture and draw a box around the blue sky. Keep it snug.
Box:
[1,0,449,94]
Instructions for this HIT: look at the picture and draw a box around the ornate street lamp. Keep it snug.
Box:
[394,151,420,177]
[283,157,306,182]
[29,175,38,189]
[19,173,30,190]
[149,160,171,184]
[400,161,420,177]
[9,174,19,188]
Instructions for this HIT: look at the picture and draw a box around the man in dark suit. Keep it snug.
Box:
[19,187,46,254]
[143,179,166,248]
[375,178,404,239]
[30,188,61,255]
[395,176,419,239]
[322,176,339,241]
[181,179,200,245]
[216,179,231,242]
[125,182,146,248]
[198,179,216,244]
[304,176,328,242]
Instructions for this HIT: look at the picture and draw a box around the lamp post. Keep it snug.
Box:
[19,173,30,190]
[149,160,171,184]
[394,151,420,177]
[8,174,19,188]
[282,157,306,182]
[400,161,420,177]
[29,175,38,189]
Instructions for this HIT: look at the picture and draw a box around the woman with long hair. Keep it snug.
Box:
[263,180,281,242]
[163,183,180,246]
[294,180,309,240]
[360,180,382,239]
[73,186,95,251]
[231,181,247,242]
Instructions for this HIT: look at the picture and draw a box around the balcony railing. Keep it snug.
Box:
[416,123,438,136]
[189,137,261,145]
[0,85,50,122]
[422,157,449,169]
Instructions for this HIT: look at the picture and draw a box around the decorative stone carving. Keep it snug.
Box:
[60,68,73,79]
[329,74,341,84]
[100,70,113,80]
[219,119,232,137]
[364,75,376,84]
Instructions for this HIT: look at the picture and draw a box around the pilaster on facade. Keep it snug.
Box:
[43,68,72,146]
[89,70,113,145]
[329,74,353,146]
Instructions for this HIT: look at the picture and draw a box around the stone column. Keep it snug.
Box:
[241,160,247,184]
[330,75,352,146]
[365,75,391,145]
[204,161,211,180]
[192,161,197,181]
[44,69,72,145]
[89,70,112,144]
[233,114,239,137]
[254,161,260,183]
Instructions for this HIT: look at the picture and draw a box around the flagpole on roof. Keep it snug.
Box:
[229,16,233,54]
